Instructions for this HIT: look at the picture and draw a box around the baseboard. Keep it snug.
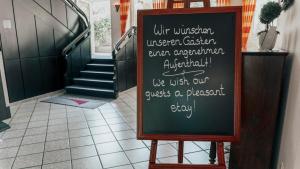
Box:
[9,89,65,107]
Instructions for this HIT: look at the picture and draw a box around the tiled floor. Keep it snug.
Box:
[0,87,230,169]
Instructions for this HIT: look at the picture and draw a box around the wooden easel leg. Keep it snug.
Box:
[178,141,184,163]
[209,141,216,164]
[217,142,225,167]
[149,140,158,169]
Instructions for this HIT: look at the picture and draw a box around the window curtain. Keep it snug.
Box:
[152,0,167,9]
[242,0,256,50]
[216,0,230,6]
[120,0,130,35]
[173,1,184,8]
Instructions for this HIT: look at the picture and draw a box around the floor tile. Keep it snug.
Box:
[171,141,201,153]
[106,117,125,125]
[49,113,66,120]
[22,166,41,169]
[69,128,91,138]
[43,149,71,164]
[45,139,70,152]
[118,139,146,150]
[0,137,22,149]
[90,126,111,135]
[0,146,19,159]
[125,148,150,163]
[109,123,130,132]
[48,118,67,126]
[22,134,46,145]
[71,145,97,159]
[46,131,69,141]
[13,153,43,169]
[42,161,71,169]
[102,112,121,119]
[68,122,88,130]
[110,164,133,169]
[184,151,210,164]
[7,123,27,131]
[87,120,107,127]
[113,130,136,140]
[0,157,14,169]
[93,133,116,144]
[47,124,68,133]
[28,120,48,128]
[2,130,25,139]
[30,115,49,122]
[72,156,102,169]
[25,127,47,136]
[133,161,149,169]
[96,141,122,155]
[18,143,44,156]
[194,142,211,151]
[156,144,177,158]
[100,152,130,168]
[68,116,86,123]
[70,136,94,147]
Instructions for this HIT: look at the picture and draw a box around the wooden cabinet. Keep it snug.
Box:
[229,51,288,169]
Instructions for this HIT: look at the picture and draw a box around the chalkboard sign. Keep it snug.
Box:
[137,7,242,142]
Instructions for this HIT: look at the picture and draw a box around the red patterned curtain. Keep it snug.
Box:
[120,0,130,35]
[242,0,256,49]
[217,0,231,6]
[152,0,167,9]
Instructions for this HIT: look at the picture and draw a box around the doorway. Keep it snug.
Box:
[76,0,113,59]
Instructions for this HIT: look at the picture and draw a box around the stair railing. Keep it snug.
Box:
[62,0,91,85]
[62,0,91,57]
[113,26,137,56]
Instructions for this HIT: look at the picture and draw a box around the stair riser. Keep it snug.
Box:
[80,72,114,79]
[66,88,115,98]
[91,59,114,64]
[86,65,114,72]
[74,80,114,89]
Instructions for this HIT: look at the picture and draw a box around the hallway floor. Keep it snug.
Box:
[0,87,228,169]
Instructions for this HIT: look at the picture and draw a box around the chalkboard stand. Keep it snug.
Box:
[139,1,242,169]
[147,1,223,168]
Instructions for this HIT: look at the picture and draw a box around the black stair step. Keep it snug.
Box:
[91,59,114,64]
[86,63,114,72]
[65,85,115,98]
[73,78,114,89]
[80,70,114,79]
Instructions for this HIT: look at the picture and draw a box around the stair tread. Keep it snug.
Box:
[81,70,114,74]
[73,78,113,83]
[66,85,114,92]
[87,63,114,67]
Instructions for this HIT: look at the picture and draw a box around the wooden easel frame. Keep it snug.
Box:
[149,140,226,169]
[137,1,242,169]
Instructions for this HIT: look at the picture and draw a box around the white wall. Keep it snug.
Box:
[111,0,121,45]
[275,1,300,169]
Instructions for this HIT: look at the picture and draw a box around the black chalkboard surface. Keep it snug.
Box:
[137,7,242,142]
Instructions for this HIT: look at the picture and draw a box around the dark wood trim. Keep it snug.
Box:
[167,0,211,8]
[137,7,242,142]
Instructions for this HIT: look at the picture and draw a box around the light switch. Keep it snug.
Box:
[3,20,12,29]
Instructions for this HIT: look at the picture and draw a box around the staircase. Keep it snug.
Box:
[65,59,117,98]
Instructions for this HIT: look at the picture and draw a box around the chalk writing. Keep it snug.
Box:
[144,22,230,119]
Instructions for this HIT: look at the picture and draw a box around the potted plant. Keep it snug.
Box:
[258,1,282,50]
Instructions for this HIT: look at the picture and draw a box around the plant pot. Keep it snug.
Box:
[258,26,279,50]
